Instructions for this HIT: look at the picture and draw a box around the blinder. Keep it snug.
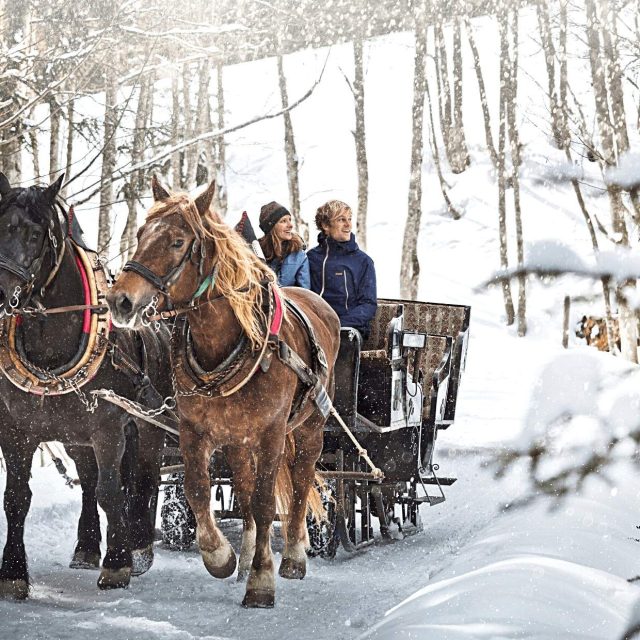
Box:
[0,212,62,299]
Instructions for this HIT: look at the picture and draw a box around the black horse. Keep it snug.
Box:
[0,173,170,598]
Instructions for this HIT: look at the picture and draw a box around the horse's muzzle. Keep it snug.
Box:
[107,290,140,328]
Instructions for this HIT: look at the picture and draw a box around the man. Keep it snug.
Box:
[307,200,377,338]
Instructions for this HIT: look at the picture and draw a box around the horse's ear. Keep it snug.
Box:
[151,174,170,202]
[194,180,216,217]
[44,173,64,204]
[0,172,11,197]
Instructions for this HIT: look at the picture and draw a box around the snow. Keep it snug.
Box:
[3,5,640,640]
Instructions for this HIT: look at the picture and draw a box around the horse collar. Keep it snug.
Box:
[172,281,279,398]
[0,242,111,396]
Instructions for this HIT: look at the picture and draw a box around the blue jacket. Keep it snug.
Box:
[307,233,377,336]
[268,250,310,288]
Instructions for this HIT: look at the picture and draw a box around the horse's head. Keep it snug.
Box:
[107,176,219,329]
[0,172,65,313]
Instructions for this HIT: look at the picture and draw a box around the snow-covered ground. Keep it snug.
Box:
[2,301,639,640]
[3,6,640,638]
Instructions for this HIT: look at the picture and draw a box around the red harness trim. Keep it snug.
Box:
[15,244,92,331]
[74,254,92,333]
[269,285,284,337]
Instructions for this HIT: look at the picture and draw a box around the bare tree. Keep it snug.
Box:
[501,6,526,335]
[340,33,369,250]
[212,62,228,218]
[0,3,28,183]
[497,1,515,326]
[433,8,469,174]
[585,0,638,362]
[400,0,427,300]
[97,63,118,259]
[63,98,75,197]
[276,48,307,243]
[465,14,497,167]
[351,36,369,251]
[171,69,183,190]
[537,0,565,148]
[120,73,153,265]
[48,98,61,181]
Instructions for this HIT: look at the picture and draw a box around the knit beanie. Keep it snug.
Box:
[259,201,290,235]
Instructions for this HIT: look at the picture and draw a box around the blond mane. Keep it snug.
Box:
[148,192,279,349]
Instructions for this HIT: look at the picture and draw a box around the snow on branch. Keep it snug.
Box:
[119,57,327,178]
[484,239,640,300]
[495,350,640,505]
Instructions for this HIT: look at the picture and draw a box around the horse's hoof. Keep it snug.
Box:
[201,545,237,579]
[97,567,131,590]
[69,550,101,570]
[131,545,154,576]
[242,589,275,608]
[0,579,29,599]
[279,558,306,580]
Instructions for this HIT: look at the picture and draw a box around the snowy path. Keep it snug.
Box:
[0,315,535,640]
[0,450,518,640]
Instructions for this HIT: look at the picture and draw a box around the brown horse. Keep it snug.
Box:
[107,178,340,608]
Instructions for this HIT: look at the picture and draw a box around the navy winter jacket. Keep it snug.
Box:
[268,250,310,288]
[307,233,377,337]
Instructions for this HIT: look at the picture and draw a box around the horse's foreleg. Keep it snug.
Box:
[0,438,36,599]
[66,445,101,569]
[243,439,282,609]
[182,429,236,579]
[279,418,324,580]
[126,421,164,576]
[224,445,256,582]
[91,428,132,590]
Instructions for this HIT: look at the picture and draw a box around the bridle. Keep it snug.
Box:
[122,234,211,310]
[0,204,66,303]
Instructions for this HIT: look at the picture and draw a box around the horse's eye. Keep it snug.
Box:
[172,239,184,249]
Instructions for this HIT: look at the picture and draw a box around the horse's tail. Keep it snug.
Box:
[275,433,327,545]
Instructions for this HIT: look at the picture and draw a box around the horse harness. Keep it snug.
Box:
[171,281,331,424]
[0,240,111,398]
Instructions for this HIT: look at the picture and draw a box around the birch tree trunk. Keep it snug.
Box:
[464,14,497,168]
[212,62,228,218]
[182,63,195,190]
[120,75,152,265]
[353,37,369,251]
[400,1,427,300]
[186,59,211,188]
[171,70,182,190]
[585,0,637,361]
[536,0,564,148]
[505,7,526,336]
[0,3,27,183]
[277,51,307,243]
[449,17,470,173]
[434,20,451,156]
[497,3,515,326]
[97,66,117,259]
[49,98,61,180]
[28,107,40,181]
[63,98,74,197]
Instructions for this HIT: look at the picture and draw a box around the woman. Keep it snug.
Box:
[258,201,310,288]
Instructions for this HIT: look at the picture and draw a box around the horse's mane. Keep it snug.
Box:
[0,185,67,230]
[148,193,278,349]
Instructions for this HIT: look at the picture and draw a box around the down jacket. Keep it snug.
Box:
[268,250,310,288]
[307,232,377,337]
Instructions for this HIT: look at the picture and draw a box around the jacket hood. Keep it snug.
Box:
[316,232,358,253]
